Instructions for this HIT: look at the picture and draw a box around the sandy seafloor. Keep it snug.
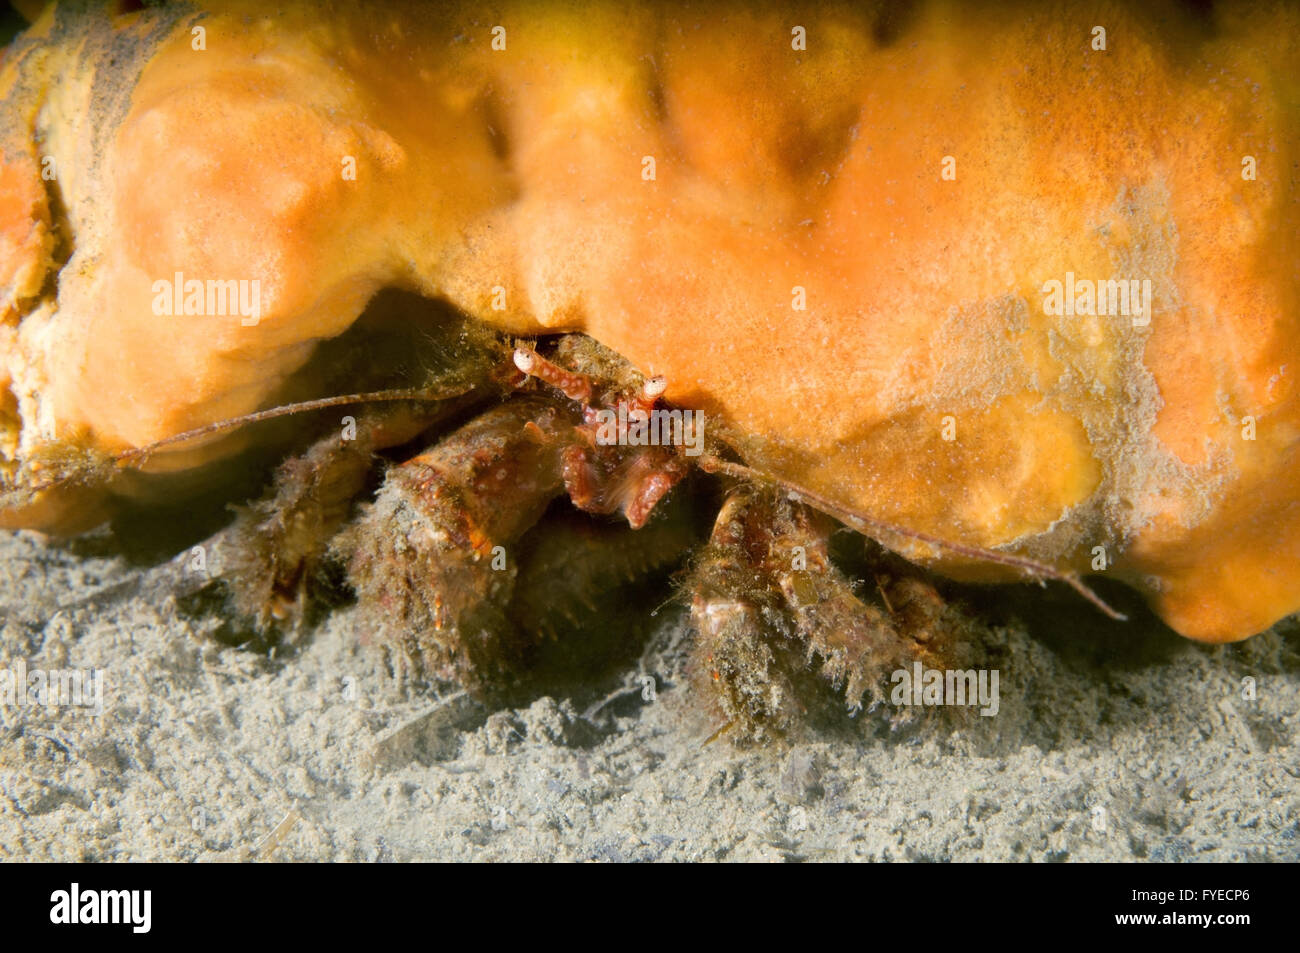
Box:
[0,524,1296,863]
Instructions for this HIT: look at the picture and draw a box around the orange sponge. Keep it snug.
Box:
[0,0,1297,641]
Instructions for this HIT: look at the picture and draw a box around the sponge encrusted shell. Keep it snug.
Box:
[1,0,1297,642]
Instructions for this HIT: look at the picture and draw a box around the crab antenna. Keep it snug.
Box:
[5,379,482,501]
[113,381,480,467]
[699,454,1128,622]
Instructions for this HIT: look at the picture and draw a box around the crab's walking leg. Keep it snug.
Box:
[333,397,576,693]
[690,489,804,741]
[690,486,960,741]
[769,501,958,710]
[195,403,456,631]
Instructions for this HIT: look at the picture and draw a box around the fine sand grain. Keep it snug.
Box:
[1,527,1296,862]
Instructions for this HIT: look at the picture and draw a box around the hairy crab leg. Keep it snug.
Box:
[186,402,468,632]
[332,396,577,692]
[690,485,965,741]
[699,455,1126,621]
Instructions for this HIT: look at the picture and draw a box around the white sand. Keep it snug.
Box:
[1,527,1296,861]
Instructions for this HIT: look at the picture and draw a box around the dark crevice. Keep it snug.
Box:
[645,53,669,126]
[29,139,74,310]
[1176,0,1217,30]
[871,0,921,48]
[478,84,513,165]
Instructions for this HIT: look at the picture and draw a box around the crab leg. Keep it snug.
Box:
[333,397,576,691]
[691,485,962,742]
[193,401,466,632]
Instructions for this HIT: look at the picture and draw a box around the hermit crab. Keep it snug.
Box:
[0,0,1297,740]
